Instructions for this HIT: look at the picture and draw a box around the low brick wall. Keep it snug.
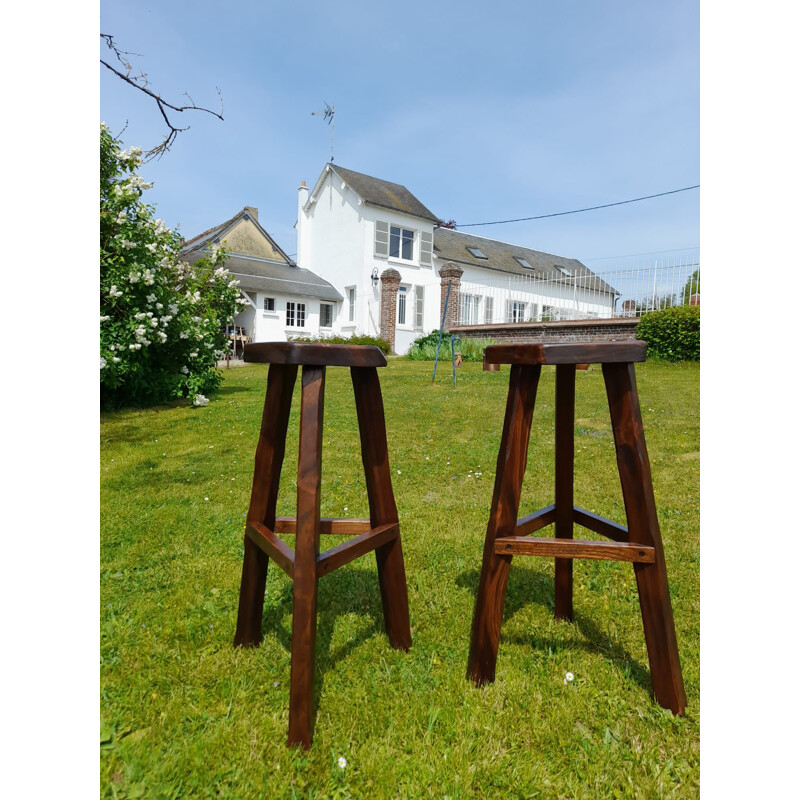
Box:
[450,317,640,344]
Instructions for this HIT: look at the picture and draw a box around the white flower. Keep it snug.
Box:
[112,356,121,363]
[564,672,574,684]
[397,470,402,475]
[100,315,110,323]
[337,757,347,769]
[100,357,107,369]
[194,394,209,407]
[108,285,123,298]
[189,351,198,358]
[181,366,189,374]
[146,294,157,304]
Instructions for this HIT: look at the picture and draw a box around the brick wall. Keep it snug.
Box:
[438,263,463,332]
[450,317,640,344]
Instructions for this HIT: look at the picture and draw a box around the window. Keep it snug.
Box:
[320,302,333,328]
[286,302,306,327]
[514,256,534,270]
[414,285,424,329]
[541,305,558,321]
[263,297,275,311]
[390,226,414,260]
[484,296,494,324]
[347,287,356,322]
[554,264,573,277]
[506,300,527,323]
[466,246,488,259]
[397,286,408,325]
[462,294,481,325]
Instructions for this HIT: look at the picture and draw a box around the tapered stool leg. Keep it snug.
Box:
[554,364,576,621]
[468,364,541,685]
[603,362,687,715]
[235,364,297,647]
[352,366,411,650]
[288,365,325,748]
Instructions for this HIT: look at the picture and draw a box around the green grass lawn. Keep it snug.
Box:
[100,358,699,799]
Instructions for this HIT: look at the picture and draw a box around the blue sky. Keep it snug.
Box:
[100,0,699,268]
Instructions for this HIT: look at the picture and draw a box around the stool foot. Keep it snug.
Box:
[554,364,576,622]
[288,571,318,749]
[233,535,269,647]
[376,537,412,650]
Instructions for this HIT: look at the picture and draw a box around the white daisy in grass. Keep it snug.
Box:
[564,672,575,684]
[337,756,347,769]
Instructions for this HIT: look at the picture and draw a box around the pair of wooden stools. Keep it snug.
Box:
[234,341,686,748]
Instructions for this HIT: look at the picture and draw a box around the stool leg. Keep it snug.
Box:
[555,364,576,621]
[602,362,687,715]
[468,364,541,685]
[288,365,325,748]
[351,366,412,651]
[235,363,297,647]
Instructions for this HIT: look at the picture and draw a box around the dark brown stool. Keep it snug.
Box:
[234,343,412,748]
[467,341,686,715]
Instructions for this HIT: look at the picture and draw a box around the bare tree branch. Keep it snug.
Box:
[101,33,224,160]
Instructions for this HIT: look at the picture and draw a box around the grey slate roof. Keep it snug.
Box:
[179,208,341,303]
[183,252,342,302]
[330,165,440,223]
[433,228,617,295]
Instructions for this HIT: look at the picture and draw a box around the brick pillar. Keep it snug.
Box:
[379,267,402,353]
[438,262,463,332]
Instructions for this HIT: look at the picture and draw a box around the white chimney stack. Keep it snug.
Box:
[296,180,309,267]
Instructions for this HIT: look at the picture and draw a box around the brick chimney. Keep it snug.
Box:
[379,268,402,353]
[438,262,463,332]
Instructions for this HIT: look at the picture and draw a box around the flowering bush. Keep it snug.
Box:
[636,305,700,361]
[100,123,246,407]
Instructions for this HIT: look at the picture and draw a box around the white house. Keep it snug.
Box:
[295,164,616,354]
[180,206,342,345]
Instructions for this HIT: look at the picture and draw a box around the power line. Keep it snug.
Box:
[457,185,700,228]
[582,245,700,261]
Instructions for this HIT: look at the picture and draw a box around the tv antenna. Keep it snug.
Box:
[311,101,335,161]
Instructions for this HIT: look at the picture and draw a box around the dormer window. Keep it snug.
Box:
[466,246,488,259]
[514,256,534,269]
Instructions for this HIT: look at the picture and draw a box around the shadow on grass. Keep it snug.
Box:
[258,563,390,730]
[456,565,653,693]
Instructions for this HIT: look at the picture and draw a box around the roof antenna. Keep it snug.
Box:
[311,101,335,162]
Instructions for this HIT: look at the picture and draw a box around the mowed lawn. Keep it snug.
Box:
[100,358,699,799]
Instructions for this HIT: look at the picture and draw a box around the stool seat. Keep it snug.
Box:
[467,344,686,716]
[484,341,646,365]
[244,341,387,367]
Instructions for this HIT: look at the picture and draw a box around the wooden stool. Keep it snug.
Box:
[234,343,412,748]
[466,342,686,715]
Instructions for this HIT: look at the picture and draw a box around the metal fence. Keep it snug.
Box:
[457,257,700,325]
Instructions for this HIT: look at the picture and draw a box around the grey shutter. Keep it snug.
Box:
[485,296,493,323]
[419,231,433,266]
[415,285,424,329]
[374,220,389,258]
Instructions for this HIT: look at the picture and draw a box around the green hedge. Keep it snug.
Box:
[406,330,495,361]
[636,305,700,361]
[288,334,392,354]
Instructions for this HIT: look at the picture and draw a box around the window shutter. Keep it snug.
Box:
[415,285,424,329]
[419,231,433,266]
[374,221,389,258]
[505,299,511,323]
[485,296,494,323]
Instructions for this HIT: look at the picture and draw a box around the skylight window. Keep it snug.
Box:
[466,246,488,259]
[514,256,534,269]
[555,265,573,277]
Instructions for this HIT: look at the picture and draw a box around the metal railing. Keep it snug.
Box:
[457,258,700,325]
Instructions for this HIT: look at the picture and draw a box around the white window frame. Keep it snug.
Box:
[507,300,527,323]
[320,302,333,329]
[389,225,415,263]
[263,296,275,312]
[462,294,481,325]
[484,295,494,324]
[397,285,409,327]
[346,286,356,323]
[286,301,306,328]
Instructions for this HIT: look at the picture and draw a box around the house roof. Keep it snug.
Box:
[186,253,343,302]
[310,164,440,223]
[433,228,617,295]
[180,207,294,264]
[180,208,342,302]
